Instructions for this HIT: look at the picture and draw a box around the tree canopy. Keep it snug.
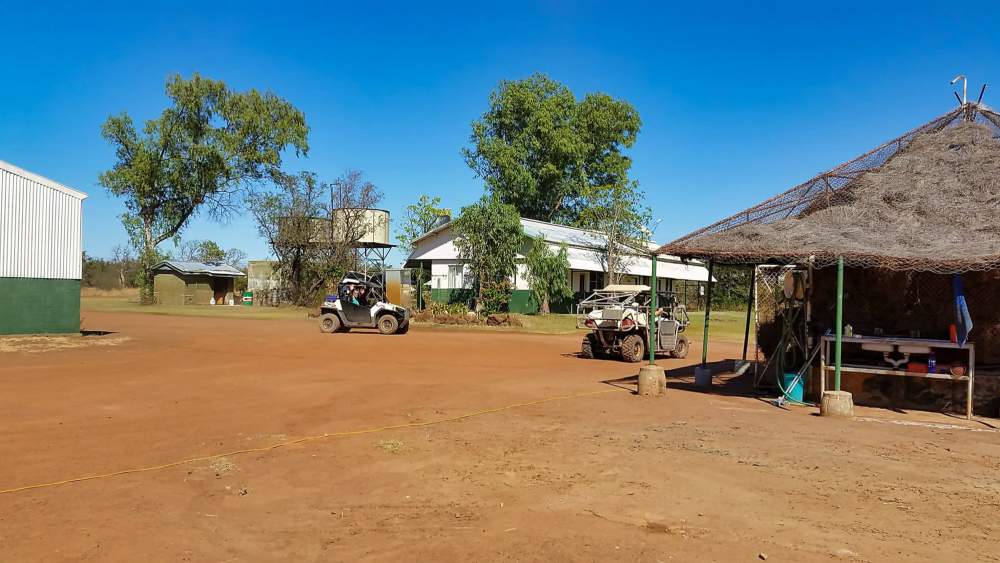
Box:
[576,180,652,285]
[396,195,451,256]
[452,196,524,314]
[463,73,642,224]
[248,169,383,305]
[99,73,309,302]
[524,237,572,314]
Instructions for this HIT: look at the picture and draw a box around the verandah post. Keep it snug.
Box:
[835,256,844,391]
[742,266,756,361]
[649,253,658,365]
[701,260,714,367]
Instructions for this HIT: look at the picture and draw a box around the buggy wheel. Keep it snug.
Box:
[319,313,341,334]
[377,314,400,335]
[620,333,645,363]
[580,335,595,359]
[672,335,689,359]
[397,322,410,335]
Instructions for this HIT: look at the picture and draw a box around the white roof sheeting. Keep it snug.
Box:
[0,161,86,280]
[407,216,711,282]
[153,261,245,277]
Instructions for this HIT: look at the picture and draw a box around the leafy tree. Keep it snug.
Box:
[175,239,247,269]
[396,194,450,256]
[463,73,641,224]
[248,172,324,305]
[452,196,524,314]
[248,169,383,305]
[99,73,309,303]
[576,181,651,285]
[524,237,572,314]
[110,244,139,288]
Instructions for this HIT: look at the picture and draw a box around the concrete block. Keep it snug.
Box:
[820,390,855,418]
[637,365,666,396]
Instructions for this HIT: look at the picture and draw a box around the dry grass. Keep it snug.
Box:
[0,334,131,354]
[375,439,406,454]
[666,117,1000,273]
[81,287,140,299]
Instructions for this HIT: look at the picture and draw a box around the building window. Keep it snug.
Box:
[447,265,461,288]
[590,272,603,291]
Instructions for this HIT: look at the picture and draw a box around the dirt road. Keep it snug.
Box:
[1,312,998,561]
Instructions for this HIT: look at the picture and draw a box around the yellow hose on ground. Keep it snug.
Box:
[0,388,616,496]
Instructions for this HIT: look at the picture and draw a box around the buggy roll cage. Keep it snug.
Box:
[575,288,688,329]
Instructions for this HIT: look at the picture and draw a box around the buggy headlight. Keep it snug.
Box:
[620,318,636,330]
[585,319,597,329]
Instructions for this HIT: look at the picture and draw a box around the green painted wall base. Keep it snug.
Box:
[428,288,575,315]
[0,277,81,334]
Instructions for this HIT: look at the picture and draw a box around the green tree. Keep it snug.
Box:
[99,73,309,303]
[175,239,247,269]
[576,181,651,285]
[248,172,325,305]
[463,73,641,224]
[452,196,524,314]
[396,195,450,256]
[524,237,572,314]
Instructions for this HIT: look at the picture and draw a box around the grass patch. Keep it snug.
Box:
[81,293,754,342]
[82,295,313,321]
[375,439,406,454]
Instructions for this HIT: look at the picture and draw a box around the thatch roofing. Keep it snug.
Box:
[658,104,1000,273]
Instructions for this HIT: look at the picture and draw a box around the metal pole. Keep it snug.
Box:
[701,260,714,367]
[835,256,844,391]
[649,254,658,365]
[742,266,756,361]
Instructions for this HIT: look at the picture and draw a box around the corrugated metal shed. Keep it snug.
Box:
[0,160,87,280]
[152,260,245,277]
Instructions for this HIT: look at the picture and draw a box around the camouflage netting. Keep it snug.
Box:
[659,104,1000,273]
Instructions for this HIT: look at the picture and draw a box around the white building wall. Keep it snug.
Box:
[0,162,86,280]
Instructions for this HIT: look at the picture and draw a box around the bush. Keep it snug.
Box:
[478,280,513,315]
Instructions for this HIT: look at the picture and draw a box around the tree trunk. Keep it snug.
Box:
[540,295,550,315]
[139,223,156,305]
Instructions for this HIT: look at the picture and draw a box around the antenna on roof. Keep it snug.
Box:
[951,74,968,105]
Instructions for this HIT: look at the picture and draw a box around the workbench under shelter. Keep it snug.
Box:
[657,102,1000,419]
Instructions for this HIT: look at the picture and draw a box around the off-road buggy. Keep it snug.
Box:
[318,272,410,335]
[576,284,690,362]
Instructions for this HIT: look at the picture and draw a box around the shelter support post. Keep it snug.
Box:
[638,253,667,396]
[835,256,844,391]
[742,266,756,361]
[701,261,714,367]
[649,254,657,365]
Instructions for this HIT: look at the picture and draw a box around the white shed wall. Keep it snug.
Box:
[0,164,86,280]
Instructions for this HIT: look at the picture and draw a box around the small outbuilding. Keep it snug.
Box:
[0,160,87,334]
[152,261,245,306]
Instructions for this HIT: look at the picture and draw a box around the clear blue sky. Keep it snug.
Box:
[3,2,999,265]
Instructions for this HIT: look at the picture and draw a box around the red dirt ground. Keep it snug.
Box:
[1,312,999,562]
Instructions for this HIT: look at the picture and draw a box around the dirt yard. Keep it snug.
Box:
[1,313,998,562]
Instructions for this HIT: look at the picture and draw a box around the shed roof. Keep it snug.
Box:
[0,160,88,200]
[657,103,1000,273]
[152,260,245,278]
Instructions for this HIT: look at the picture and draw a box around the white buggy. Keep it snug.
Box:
[318,272,410,335]
[577,284,690,362]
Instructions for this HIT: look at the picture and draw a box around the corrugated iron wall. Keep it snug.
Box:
[0,167,84,280]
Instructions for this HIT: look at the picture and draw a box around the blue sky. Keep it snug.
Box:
[3,2,999,265]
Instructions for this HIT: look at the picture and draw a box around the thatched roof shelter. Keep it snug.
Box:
[659,104,1000,273]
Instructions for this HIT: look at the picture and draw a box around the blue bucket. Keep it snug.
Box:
[782,372,804,402]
